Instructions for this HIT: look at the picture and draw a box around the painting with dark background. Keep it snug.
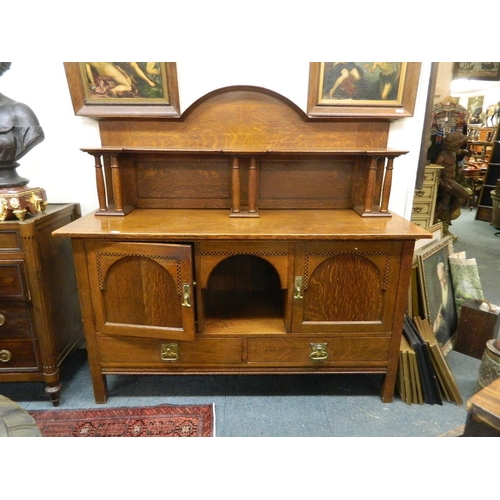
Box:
[319,62,404,104]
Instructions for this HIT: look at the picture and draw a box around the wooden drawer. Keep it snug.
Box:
[422,169,440,184]
[0,260,30,301]
[0,339,38,370]
[410,218,429,228]
[413,185,435,201]
[0,231,22,251]
[246,336,391,367]
[96,335,243,367]
[0,302,34,339]
[411,201,433,217]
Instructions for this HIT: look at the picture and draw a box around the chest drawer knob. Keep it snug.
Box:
[309,342,328,361]
[0,349,12,363]
[0,314,5,327]
[160,343,179,362]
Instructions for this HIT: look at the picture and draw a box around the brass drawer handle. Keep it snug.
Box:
[309,343,328,361]
[0,314,5,327]
[414,189,425,197]
[160,343,179,362]
[0,349,12,363]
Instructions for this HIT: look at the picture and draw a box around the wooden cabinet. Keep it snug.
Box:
[0,204,83,405]
[411,165,442,228]
[466,126,496,164]
[58,209,424,404]
[476,125,500,221]
[54,86,430,404]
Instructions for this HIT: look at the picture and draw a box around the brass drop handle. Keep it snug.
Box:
[160,343,179,362]
[414,189,425,197]
[181,283,192,307]
[309,343,328,361]
[294,276,304,300]
[0,314,5,326]
[0,349,12,363]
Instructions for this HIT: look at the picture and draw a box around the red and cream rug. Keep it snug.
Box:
[29,403,215,437]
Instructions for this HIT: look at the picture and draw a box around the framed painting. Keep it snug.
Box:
[413,221,443,253]
[452,62,500,81]
[416,236,456,353]
[64,62,180,118]
[307,62,421,119]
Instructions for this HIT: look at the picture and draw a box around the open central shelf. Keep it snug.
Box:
[203,290,286,334]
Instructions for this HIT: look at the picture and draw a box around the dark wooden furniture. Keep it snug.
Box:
[53,86,430,404]
[0,204,83,405]
[476,125,500,222]
[463,377,500,437]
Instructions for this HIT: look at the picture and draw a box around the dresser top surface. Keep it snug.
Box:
[53,209,431,241]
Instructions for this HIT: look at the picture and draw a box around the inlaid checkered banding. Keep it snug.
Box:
[199,251,288,257]
[304,251,391,290]
[95,252,182,295]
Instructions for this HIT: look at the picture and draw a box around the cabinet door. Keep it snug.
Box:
[292,241,403,333]
[85,241,195,341]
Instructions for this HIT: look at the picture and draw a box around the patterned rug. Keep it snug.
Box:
[29,403,215,437]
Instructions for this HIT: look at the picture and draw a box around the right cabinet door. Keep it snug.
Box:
[291,240,404,333]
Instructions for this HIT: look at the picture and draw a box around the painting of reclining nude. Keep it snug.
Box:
[64,62,180,117]
[81,62,169,103]
[319,62,405,104]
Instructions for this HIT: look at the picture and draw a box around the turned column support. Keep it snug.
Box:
[85,150,134,216]
[248,157,258,213]
[92,154,108,212]
[109,155,124,213]
[380,156,395,213]
[363,156,378,213]
[231,157,241,214]
[229,155,260,218]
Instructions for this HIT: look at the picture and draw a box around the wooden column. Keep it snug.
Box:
[380,156,394,213]
[248,157,258,213]
[110,155,124,213]
[231,157,241,214]
[363,156,378,213]
[92,154,108,212]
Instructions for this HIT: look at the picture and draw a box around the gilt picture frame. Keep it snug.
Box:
[452,62,500,82]
[64,62,180,118]
[307,62,421,119]
[416,236,457,353]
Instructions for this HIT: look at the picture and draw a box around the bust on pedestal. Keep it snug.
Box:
[0,62,47,221]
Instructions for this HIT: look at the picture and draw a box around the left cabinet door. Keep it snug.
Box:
[85,241,195,341]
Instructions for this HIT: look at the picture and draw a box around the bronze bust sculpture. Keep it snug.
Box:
[0,62,46,220]
[0,62,45,188]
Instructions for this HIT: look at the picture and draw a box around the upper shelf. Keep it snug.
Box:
[80,86,409,219]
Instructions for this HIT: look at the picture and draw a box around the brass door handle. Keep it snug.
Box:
[181,283,191,307]
[0,314,5,326]
[294,276,304,300]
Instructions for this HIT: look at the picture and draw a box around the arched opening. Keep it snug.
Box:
[203,254,286,334]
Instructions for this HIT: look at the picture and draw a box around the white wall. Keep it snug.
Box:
[2,61,432,218]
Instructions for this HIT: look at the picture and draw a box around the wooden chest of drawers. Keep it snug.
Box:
[411,165,443,228]
[0,204,83,405]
